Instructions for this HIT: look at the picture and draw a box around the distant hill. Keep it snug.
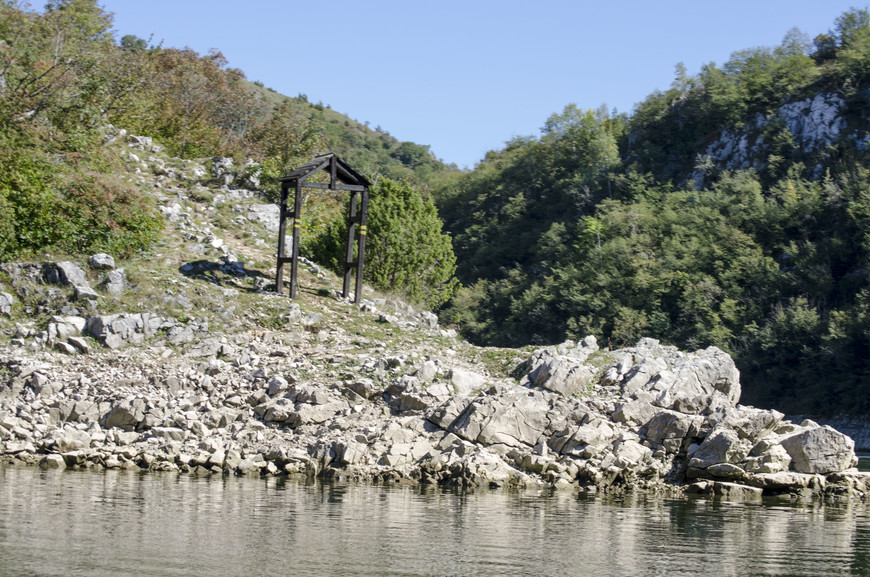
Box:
[244,79,459,188]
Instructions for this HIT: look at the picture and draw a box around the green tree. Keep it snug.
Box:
[248,100,325,201]
[310,178,458,308]
[120,34,147,51]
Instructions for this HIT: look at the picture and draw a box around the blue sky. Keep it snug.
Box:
[99,0,864,169]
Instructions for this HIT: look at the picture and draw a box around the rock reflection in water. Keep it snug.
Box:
[1,465,869,576]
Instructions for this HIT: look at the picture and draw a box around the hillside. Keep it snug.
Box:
[0,2,868,499]
[435,9,870,417]
[3,1,870,420]
[0,129,865,499]
[0,1,457,262]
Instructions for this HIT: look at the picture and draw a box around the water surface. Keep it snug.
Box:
[1,464,869,576]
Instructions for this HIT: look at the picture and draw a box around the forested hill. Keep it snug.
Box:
[435,9,870,417]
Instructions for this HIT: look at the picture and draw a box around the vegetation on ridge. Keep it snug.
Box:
[0,0,457,305]
[435,8,870,416]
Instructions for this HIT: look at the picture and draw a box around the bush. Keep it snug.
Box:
[307,177,459,308]
[59,171,163,257]
[0,146,162,261]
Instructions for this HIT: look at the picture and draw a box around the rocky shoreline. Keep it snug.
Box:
[2,313,867,502]
[1,133,867,503]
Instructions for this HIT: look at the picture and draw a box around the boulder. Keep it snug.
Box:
[645,347,740,414]
[101,398,148,431]
[67,336,91,354]
[710,481,763,500]
[48,316,86,342]
[780,425,856,474]
[43,261,89,287]
[743,443,792,474]
[86,313,165,349]
[416,360,439,382]
[103,269,126,296]
[266,375,290,396]
[450,390,550,448]
[448,367,486,396]
[688,427,751,470]
[525,349,596,397]
[345,378,380,400]
[39,454,66,469]
[88,253,116,270]
[0,292,14,315]
[50,429,92,452]
[612,399,659,426]
[559,418,617,457]
[74,284,101,301]
[644,409,702,441]
[622,357,668,396]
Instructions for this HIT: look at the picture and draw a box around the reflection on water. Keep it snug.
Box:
[1,464,870,577]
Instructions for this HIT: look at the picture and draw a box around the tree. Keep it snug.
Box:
[248,100,324,201]
[835,7,870,47]
[309,178,459,308]
[120,34,147,51]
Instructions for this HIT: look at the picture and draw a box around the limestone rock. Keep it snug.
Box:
[780,425,856,474]
[39,454,67,469]
[88,253,116,270]
[648,347,741,414]
[450,389,550,448]
[710,481,763,500]
[688,428,751,470]
[43,261,89,287]
[48,316,86,343]
[101,398,148,431]
[74,284,101,301]
[525,349,596,397]
[644,409,701,441]
[0,292,14,315]
[86,313,166,349]
[448,367,486,396]
[612,400,661,426]
[103,269,126,296]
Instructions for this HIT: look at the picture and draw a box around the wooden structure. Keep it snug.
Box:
[276,153,371,302]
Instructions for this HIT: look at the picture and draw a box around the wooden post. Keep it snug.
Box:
[275,181,289,295]
[289,181,303,299]
[354,188,369,303]
[343,190,358,299]
[275,154,370,303]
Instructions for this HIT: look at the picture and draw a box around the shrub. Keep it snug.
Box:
[307,177,459,308]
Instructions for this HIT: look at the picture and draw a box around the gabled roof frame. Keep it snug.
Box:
[276,153,371,303]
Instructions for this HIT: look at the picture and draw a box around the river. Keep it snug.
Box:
[2,463,870,577]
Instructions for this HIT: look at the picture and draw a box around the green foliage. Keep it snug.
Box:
[308,178,458,308]
[439,9,870,415]
[120,34,148,51]
[248,101,325,202]
[0,143,161,260]
[58,171,163,256]
[0,0,453,265]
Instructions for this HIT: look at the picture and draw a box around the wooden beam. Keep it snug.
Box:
[354,188,370,303]
[275,182,289,295]
[289,181,303,299]
[343,191,358,298]
[300,182,367,192]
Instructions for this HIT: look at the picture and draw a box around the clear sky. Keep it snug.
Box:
[98,0,864,169]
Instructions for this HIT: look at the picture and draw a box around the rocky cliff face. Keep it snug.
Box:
[691,92,861,186]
